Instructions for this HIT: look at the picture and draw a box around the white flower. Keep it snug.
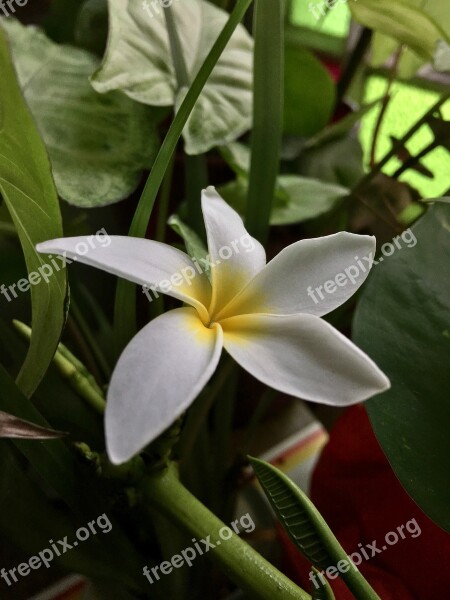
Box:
[37,187,389,464]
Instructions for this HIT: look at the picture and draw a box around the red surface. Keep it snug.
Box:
[279,406,450,598]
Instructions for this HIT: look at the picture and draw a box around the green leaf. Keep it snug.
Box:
[220,175,349,225]
[250,457,380,600]
[91,0,253,155]
[2,18,158,208]
[353,201,450,533]
[284,42,335,137]
[168,214,209,274]
[369,0,450,78]
[0,26,68,396]
[245,0,283,243]
[350,0,449,60]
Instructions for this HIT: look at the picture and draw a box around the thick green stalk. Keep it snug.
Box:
[245,0,284,244]
[114,0,254,352]
[142,463,311,600]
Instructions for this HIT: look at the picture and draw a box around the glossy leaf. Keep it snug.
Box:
[0,26,67,396]
[2,18,158,208]
[353,201,450,533]
[91,0,253,155]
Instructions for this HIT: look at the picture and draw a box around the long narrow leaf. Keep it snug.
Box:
[245,0,284,243]
[250,457,380,600]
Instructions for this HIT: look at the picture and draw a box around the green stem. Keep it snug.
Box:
[393,139,440,178]
[114,0,253,351]
[142,463,311,600]
[245,0,284,244]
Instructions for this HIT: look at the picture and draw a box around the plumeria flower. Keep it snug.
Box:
[37,188,389,464]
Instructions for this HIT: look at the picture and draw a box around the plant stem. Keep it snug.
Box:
[142,463,311,600]
[245,0,284,244]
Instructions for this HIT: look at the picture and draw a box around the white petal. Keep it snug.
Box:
[106,308,223,464]
[221,313,389,406]
[37,236,211,318]
[217,232,376,319]
[201,187,266,316]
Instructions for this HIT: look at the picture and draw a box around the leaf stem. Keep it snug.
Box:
[141,463,311,600]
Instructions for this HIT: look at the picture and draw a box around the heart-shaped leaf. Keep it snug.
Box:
[91,0,253,155]
[0,26,68,396]
[2,18,159,208]
[353,201,450,533]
